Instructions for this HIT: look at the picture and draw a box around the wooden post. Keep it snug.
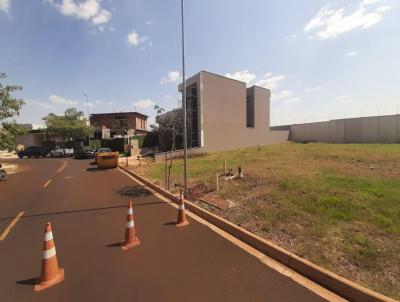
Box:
[223,160,227,176]
[125,156,128,167]
[216,173,219,191]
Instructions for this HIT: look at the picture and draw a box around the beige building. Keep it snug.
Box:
[176,71,288,152]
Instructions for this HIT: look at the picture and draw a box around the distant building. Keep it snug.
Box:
[20,123,46,130]
[90,112,148,139]
[160,71,288,152]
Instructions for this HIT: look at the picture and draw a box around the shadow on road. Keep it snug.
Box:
[16,277,36,286]
[106,241,124,248]
[115,186,152,198]
[163,221,178,226]
[0,200,172,221]
[86,167,107,172]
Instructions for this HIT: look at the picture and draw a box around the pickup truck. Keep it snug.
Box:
[49,148,74,158]
[18,146,50,158]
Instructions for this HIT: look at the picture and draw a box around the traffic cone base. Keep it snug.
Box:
[121,237,140,250]
[34,268,64,292]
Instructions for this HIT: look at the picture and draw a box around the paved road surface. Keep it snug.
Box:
[0,158,330,301]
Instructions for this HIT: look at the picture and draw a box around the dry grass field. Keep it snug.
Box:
[137,143,400,299]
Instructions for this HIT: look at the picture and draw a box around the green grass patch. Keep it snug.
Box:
[139,143,400,299]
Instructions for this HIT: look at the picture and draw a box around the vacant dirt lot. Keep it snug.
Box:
[137,143,400,299]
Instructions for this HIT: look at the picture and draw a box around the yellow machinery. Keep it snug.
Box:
[96,152,119,169]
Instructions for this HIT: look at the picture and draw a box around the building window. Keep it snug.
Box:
[246,96,254,128]
[187,84,199,148]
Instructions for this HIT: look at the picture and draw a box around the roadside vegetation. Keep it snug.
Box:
[0,73,26,151]
[138,143,400,299]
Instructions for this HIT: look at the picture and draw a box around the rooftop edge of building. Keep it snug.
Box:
[178,70,271,92]
[90,111,148,118]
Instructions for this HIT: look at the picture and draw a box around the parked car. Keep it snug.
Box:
[74,147,95,159]
[49,148,74,158]
[17,146,50,158]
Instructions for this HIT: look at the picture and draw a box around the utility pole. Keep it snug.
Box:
[181,0,188,197]
[83,93,90,147]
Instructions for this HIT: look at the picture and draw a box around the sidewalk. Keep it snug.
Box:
[0,151,18,159]
[1,163,17,173]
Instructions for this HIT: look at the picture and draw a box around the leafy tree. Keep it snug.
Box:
[43,108,93,142]
[155,105,184,151]
[0,73,26,151]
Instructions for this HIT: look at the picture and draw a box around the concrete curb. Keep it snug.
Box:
[118,165,398,302]
[0,151,18,159]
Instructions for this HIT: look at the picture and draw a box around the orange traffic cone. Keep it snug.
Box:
[121,201,140,250]
[176,189,189,227]
[34,222,64,291]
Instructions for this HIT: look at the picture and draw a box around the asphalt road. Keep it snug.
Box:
[0,158,330,302]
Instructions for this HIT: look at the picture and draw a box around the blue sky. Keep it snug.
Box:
[0,0,399,127]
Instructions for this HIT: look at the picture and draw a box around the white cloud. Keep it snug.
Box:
[0,0,10,13]
[255,73,285,90]
[224,70,285,90]
[127,31,148,46]
[285,34,297,40]
[133,99,155,109]
[305,86,323,93]
[225,70,256,84]
[83,102,94,108]
[92,9,111,25]
[284,97,301,105]
[160,70,180,85]
[46,0,112,25]
[346,51,359,56]
[165,94,171,100]
[336,95,353,104]
[49,94,79,106]
[271,90,293,100]
[146,20,154,25]
[25,99,55,109]
[304,1,390,39]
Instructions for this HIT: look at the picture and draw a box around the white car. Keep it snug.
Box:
[49,148,74,158]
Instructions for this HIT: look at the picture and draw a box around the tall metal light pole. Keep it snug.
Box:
[181,0,188,197]
[83,93,90,147]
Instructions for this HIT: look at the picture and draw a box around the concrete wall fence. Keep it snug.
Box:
[154,147,205,162]
[272,114,400,144]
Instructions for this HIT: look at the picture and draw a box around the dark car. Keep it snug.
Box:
[18,146,50,158]
[74,147,95,159]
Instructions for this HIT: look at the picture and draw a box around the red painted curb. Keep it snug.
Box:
[118,165,398,302]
